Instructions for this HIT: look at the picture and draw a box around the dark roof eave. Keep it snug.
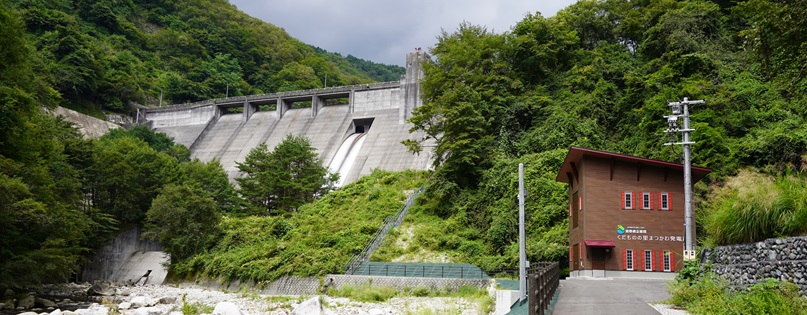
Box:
[555,146,712,183]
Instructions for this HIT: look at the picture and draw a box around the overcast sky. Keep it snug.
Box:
[228,0,578,66]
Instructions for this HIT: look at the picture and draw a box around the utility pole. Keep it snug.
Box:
[518,163,527,301]
[663,97,704,261]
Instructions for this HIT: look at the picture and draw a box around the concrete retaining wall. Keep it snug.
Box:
[175,274,489,296]
[80,226,163,283]
[703,236,807,294]
[149,106,216,128]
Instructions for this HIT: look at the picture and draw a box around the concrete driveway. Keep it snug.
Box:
[553,278,672,315]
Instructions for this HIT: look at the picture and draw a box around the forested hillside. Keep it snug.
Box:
[9,0,403,115]
[391,0,807,271]
[2,0,807,287]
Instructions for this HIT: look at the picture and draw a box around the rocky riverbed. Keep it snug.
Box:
[2,283,486,315]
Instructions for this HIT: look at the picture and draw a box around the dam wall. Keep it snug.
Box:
[142,51,433,185]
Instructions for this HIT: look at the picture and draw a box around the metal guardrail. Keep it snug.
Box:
[144,81,401,112]
[528,262,560,315]
[344,187,424,275]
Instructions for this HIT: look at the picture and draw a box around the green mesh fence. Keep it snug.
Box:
[353,262,491,279]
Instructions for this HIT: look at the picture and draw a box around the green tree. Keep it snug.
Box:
[90,136,179,223]
[145,184,220,261]
[236,135,336,214]
[178,159,238,213]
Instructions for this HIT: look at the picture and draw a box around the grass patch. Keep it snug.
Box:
[180,294,214,315]
[328,283,492,313]
[667,269,807,314]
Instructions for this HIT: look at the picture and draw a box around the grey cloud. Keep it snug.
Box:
[230,0,577,66]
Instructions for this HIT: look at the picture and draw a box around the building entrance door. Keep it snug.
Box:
[591,248,607,277]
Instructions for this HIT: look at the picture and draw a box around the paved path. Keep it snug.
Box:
[553,278,672,315]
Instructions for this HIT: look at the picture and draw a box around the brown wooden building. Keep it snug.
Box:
[556,147,710,277]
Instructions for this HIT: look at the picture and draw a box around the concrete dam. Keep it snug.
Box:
[141,52,433,186]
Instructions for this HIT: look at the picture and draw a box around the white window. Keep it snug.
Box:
[624,192,633,209]
[660,193,670,210]
[642,192,652,210]
[663,251,671,272]
[626,250,634,271]
[645,250,653,271]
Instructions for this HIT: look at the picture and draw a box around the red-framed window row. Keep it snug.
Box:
[622,249,674,272]
[621,191,672,210]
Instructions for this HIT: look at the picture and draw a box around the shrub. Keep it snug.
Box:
[667,272,807,314]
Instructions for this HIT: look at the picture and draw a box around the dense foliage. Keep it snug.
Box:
[8,0,403,115]
[399,0,807,271]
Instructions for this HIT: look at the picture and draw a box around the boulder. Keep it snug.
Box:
[118,302,131,310]
[212,302,243,315]
[157,296,176,304]
[17,294,35,309]
[133,306,166,315]
[36,297,58,308]
[87,283,115,296]
[50,309,63,315]
[17,312,38,315]
[290,297,321,315]
[130,296,157,308]
[74,303,109,315]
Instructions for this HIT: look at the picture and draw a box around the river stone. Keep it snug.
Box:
[16,312,38,315]
[118,302,131,310]
[132,306,165,315]
[50,309,63,315]
[130,296,156,308]
[212,302,243,315]
[290,297,320,315]
[158,296,176,304]
[36,297,58,308]
[87,283,115,296]
[17,294,35,309]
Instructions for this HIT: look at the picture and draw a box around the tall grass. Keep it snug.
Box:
[703,169,807,245]
[667,274,807,314]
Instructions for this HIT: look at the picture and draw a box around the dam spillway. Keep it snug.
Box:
[140,52,433,185]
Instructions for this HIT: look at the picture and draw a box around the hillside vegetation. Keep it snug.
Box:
[9,0,403,115]
[390,0,807,271]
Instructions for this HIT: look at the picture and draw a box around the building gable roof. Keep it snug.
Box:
[555,146,711,183]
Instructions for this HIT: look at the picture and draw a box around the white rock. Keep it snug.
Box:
[211,302,243,315]
[50,309,63,315]
[368,309,385,315]
[168,312,183,315]
[130,297,156,308]
[16,312,38,315]
[118,302,131,310]
[74,304,109,315]
[290,297,321,315]
[132,306,166,315]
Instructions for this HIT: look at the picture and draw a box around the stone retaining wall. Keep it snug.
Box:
[702,236,807,293]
